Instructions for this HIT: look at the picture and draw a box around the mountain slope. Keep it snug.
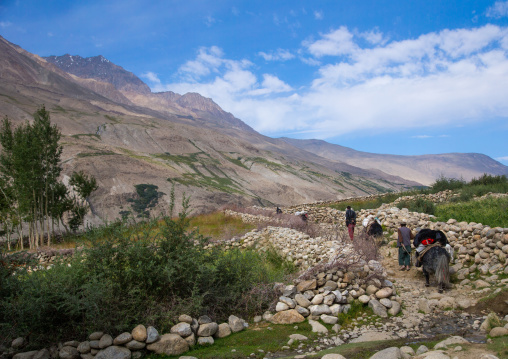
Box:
[281,138,508,186]
[1,36,420,224]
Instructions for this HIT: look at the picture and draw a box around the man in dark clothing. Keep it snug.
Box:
[345,206,356,240]
[397,221,414,271]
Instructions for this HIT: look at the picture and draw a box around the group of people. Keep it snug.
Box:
[278,205,447,271]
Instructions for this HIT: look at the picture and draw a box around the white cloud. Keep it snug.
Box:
[306,26,358,57]
[486,1,508,18]
[0,21,12,28]
[496,156,508,161]
[154,25,508,140]
[314,10,323,20]
[205,16,216,27]
[141,71,161,84]
[412,135,432,139]
[258,49,295,61]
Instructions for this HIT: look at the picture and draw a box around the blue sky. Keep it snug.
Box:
[1,1,508,164]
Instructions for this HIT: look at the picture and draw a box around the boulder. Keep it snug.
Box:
[77,342,91,354]
[124,341,145,350]
[434,336,469,349]
[171,323,192,337]
[184,333,196,348]
[146,334,189,356]
[99,335,113,349]
[308,319,328,333]
[309,304,332,316]
[33,349,50,359]
[368,347,402,359]
[11,338,25,349]
[489,327,508,337]
[270,309,305,324]
[59,347,80,359]
[228,315,246,332]
[113,333,132,346]
[388,301,401,316]
[294,294,311,308]
[215,323,232,338]
[178,314,193,324]
[13,351,39,359]
[296,279,317,292]
[368,299,388,318]
[320,314,338,325]
[198,315,212,324]
[94,346,131,359]
[89,332,104,341]
[358,295,370,304]
[375,287,393,299]
[131,325,147,342]
[197,322,218,337]
[197,337,214,346]
[146,327,159,344]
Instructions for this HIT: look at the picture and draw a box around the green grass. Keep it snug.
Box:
[189,212,256,240]
[487,335,508,358]
[326,192,405,211]
[77,151,116,158]
[435,196,508,227]
[147,322,316,359]
[71,133,101,140]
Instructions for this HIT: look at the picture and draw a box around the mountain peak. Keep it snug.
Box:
[44,54,150,94]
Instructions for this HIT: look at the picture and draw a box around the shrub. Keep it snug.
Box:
[430,176,465,193]
[435,197,508,228]
[396,198,436,215]
[0,202,295,347]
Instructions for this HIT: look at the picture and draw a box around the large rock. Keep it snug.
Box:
[320,314,338,325]
[171,323,192,337]
[296,279,317,292]
[270,309,305,324]
[350,331,397,343]
[228,315,246,332]
[368,347,402,359]
[489,327,508,337]
[124,341,145,350]
[146,326,159,344]
[197,322,218,337]
[294,294,311,308]
[375,287,393,299]
[77,342,91,354]
[59,347,80,359]
[33,349,50,359]
[309,304,332,316]
[146,334,189,356]
[215,323,232,338]
[434,336,469,349]
[131,325,147,342]
[184,333,196,347]
[308,319,328,333]
[99,335,113,349]
[368,299,388,318]
[113,333,132,346]
[13,351,38,359]
[94,346,131,359]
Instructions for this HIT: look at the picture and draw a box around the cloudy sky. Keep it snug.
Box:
[1,0,508,164]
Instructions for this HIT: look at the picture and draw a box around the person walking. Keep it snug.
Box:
[397,220,414,271]
[345,205,356,240]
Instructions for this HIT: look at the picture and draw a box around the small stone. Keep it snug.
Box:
[197,322,218,337]
[171,323,192,337]
[125,340,145,350]
[77,342,91,354]
[94,346,131,359]
[89,332,104,341]
[59,347,80,359]
[146,326,159,344]
[197,336,214,346]
[178,314,193,323]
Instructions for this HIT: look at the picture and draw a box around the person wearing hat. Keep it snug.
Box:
[397,220,414,271]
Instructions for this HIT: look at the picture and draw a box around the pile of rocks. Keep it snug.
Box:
[267,267,400,328]
[6,315,247,359]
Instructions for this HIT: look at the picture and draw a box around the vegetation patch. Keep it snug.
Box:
[435,197,508,228]
[397,197,436,215]
[126,184,164,218]
[71,133,101,140]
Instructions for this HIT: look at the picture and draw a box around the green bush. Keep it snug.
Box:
[396,198,436,215]
[0,205,295,347]
[430,176,465,193]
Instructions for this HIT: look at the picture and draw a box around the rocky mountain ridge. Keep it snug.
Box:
[1,35,507,222]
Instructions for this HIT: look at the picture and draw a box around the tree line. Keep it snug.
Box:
[0,106,98,249]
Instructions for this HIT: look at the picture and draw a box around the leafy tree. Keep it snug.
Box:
[0,107,99,246]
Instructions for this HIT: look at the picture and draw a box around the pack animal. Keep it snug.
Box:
[414,229,451,293]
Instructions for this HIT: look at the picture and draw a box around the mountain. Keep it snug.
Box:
[2,36,506,224]
[1,36,425,223]
[281,138,508,186]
